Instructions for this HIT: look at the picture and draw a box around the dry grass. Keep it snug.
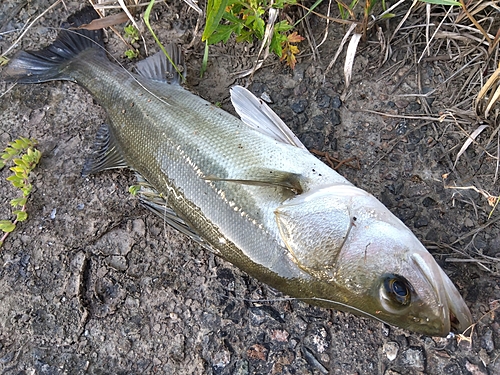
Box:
[384,1,500,271]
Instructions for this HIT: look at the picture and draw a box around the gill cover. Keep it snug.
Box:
[275,184,362,273]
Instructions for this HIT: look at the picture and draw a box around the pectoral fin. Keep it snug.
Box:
[134,175,219,254]
[203,170,304,194]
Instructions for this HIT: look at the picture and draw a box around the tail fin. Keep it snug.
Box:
[2,7,105,83]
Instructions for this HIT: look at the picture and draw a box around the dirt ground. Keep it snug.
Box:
[1,1,499,374]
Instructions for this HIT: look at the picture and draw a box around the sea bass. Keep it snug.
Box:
[2,7,472,336]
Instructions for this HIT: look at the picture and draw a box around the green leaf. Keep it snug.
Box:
[380,13,395,19]
[208,24,237,44]
[13,158,27,168]
[236,29,254,43]
[10,166,25,174]
[201,40,209,77]
[14,210,28,222]
[6,175,24,188]
[222,11,242,24]
[0,56,9,67]
[244,14,256,28]
[10,197,27,207]
[23,149,41,164]
[11,139,25,150]
[22,185,33,196]
[203,0,229,42]
[125,49,140,59]
[124,24,140,43]
[128,185,141,196]
[270,34,284,57]
[6,148,18,156]
[0,220,16,233]
[30,149,42,165]
[274,0,296,8]
[274,21,293,33]
[252,17,265,40]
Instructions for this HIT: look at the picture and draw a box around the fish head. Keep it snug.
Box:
[275,184,473,336]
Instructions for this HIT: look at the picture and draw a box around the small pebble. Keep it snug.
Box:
[383,341,399,361]
[260,91,272,103]
[400,347,425,371]
[247,344,268,361]
[212,350,231,368]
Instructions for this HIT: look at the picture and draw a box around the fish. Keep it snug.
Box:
[2,7,472,336]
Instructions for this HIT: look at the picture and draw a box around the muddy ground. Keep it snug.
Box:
[0,1,499,374]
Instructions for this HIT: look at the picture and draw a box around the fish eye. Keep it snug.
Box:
[381,274,412,307]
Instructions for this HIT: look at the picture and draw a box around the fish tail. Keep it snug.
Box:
[2,7,104,83]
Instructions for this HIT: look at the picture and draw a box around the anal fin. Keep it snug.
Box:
[134,175,220,255]
[82,123,128,177]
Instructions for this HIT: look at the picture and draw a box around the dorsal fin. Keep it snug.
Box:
[230,86,307,149]
[81,123,128,177]
[135,44,185,84]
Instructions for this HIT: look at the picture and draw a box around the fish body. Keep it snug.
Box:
[2,7,472,336]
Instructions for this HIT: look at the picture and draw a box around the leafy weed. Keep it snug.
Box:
[0,138,41,248]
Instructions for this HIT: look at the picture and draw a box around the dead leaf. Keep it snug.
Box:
[75,12,130,30]
[287,32,305,43]
[344,32,362,90]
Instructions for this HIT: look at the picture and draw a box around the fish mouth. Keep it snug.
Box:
[411,253,473,335]
[440,267,473,333]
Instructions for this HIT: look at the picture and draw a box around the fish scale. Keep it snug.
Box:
[71,49,323,280]
[1,6,472,336]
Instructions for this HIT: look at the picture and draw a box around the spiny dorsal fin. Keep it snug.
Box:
[230,86,307,150]
[135,44,185,84]
[81,123,128,177]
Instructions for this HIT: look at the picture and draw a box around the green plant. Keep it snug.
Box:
[143,0,185,79]
[0,56,9,66]
[128,185,141,196]
[202,0,304,69]
[124,24,140,44]
[0,137,41,247]
[124,49,140,59]
[124,24,140,59]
